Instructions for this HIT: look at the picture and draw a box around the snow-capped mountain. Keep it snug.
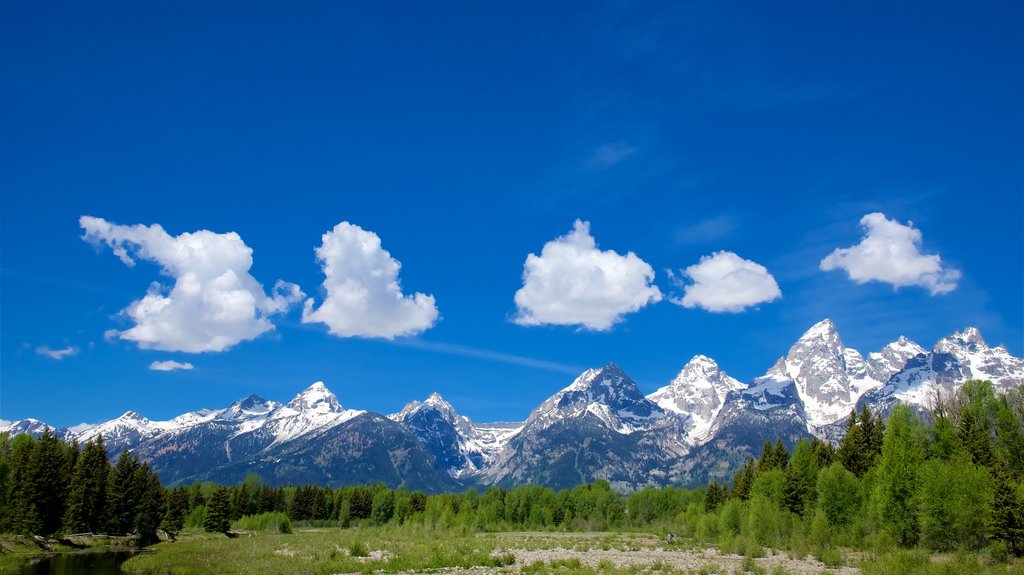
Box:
[526,362,667,434]
[647,355,744,441]
[389,392,510,477]
[481,363,688,491]
[858,327,1024,417]
[3,322,1020,491]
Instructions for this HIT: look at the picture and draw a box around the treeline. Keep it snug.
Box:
[1,380,1021,559]
[0,431,164,542]
[691,379,1024,558]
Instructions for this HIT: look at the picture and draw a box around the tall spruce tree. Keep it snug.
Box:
[107,451,142,534]
[64,435,111,533]
[134,465,166,544]
[161,487,189,536]
[28,429,71,535]
[4,434,40,534]
[204,486,231,534]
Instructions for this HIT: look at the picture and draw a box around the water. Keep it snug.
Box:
[17,551,139,575]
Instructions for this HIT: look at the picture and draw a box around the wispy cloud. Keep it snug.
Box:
[36,345,78,360]
[149,360,195,372]
[394,339,584,376]
[673,215,737,246]
[584,143,637,171]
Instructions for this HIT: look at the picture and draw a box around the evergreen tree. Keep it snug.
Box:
[756,440,786,473]
[161,487,189,536]
[204,486,231,534]
[64,435,111,533]
[106,451,142,534]
[134,463,165,543]
[28,429,71,535]
[731,458,756,500]
[784,439,818,516]
[989,471,1024,556]
[4,434,40,534]
[703,481,724,512]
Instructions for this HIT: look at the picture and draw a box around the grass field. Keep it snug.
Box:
[116,526,1024,575]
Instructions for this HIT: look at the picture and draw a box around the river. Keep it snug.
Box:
[17,550,140,575]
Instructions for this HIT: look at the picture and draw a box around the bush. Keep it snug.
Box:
[348,540,369,557]
[231,512,292,534]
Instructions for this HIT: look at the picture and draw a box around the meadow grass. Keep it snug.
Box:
[118,526,1024,575]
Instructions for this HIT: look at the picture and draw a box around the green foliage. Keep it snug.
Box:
[64,436,111,533]
[871,404,926,546]
[916,458,992,550]
[203,486,231,534]
[231,511,292,534]
[816,462,860,527]
[370,488,395,525]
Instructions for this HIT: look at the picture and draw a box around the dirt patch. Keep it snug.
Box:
[502,546,859,574]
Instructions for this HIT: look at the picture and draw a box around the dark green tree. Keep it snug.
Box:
[106,451,144,534]
[204,486,231,534]
[133,464,165,543]
[161,487,189,536]
[784,439,818,516]
[64,435,111,533]
[28,429,71,535]
[731,458,756,500]
[4,434,40,534]
[371,488,395,525]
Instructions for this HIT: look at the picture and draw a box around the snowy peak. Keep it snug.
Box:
[935,327,988,354]
[865,336,926,384]
[648,355,744,441]
[219,395,280,421]
[285,382,342,413]
[797,319,841,345]
[529,363,665,434]
[784,319,851,411]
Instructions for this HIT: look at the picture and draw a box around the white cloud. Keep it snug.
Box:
[513,220,662,330]
[36,345,78,360]
[302,222,439,339]
[149,360,195,371]
[670,251,782,313]
[81,216,303,353]
[820,212,960,295]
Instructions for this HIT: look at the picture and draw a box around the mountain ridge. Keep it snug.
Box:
[4,321,1021,491]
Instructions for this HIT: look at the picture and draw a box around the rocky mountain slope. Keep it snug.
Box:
[4,322,1020,491]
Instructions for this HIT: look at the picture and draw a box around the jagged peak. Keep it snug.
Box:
[799,319,838,340]
[119,410,149,422]
[425,392,450,407]
[935,326,988,353]
[286,381,342,412]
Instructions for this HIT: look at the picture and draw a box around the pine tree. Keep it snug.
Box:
[204,487,231,534]
[28,429,71,535]
[990,471,1024,556]
[64,435,111,533]
[703,481,724,512]
[783,439,818,516]
[134,465,165,544]
[107,451,142,534]
[732,458,756,500]
[4,434,40,534]
[161,487,189,536]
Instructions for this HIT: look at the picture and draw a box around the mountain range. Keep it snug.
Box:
[4,320,1022,492]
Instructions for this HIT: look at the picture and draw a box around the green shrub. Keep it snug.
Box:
[231,512,292,534]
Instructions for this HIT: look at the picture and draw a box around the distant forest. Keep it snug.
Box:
[1,380,1021,558]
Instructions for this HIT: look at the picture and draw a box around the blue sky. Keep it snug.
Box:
[2,1,1021,428]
